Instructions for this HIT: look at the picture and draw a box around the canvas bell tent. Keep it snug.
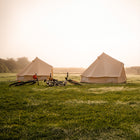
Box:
[81,53,126,83]
[17,57,53,81]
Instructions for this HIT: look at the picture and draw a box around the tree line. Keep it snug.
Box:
[0,57,30,73]
[125,67,140,75]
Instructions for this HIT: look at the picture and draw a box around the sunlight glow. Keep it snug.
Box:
[0,0,140,67]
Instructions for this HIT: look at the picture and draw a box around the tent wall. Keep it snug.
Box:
[81,72,126,83]
[17,75,51,81]
[81,76,118,83]
[51,68,53,77]
[117,67,127,83]
[17,68,53,81]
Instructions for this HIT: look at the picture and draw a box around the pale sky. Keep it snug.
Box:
[0,0,140,67]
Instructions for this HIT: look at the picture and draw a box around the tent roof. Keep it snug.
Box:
[17,57,53,76]
[82,53,124,78]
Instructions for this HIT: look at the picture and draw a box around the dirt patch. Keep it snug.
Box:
[65,99,107,104]
[116,101,140,106]
[88,87,140,94]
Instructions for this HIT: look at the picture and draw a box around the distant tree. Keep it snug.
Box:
[125,67,140,75]
[0,57,30,73]
[136,67,140,74]
[4,58,18,72]
[16,57,30,70]
[0,59,9,72]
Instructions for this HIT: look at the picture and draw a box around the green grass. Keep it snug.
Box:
[0,73,16,82]
[0,74,140,139]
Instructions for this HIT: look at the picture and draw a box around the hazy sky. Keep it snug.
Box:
[0,0,140,67]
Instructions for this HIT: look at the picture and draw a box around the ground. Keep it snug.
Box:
[0,73,140,139]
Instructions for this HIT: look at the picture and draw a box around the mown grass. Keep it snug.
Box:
[0,73,140,139]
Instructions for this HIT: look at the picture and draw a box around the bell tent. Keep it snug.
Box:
[17,57,53,81]
[81,53,126,83]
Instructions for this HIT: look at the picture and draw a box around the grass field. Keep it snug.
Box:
[0,73,140,139]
